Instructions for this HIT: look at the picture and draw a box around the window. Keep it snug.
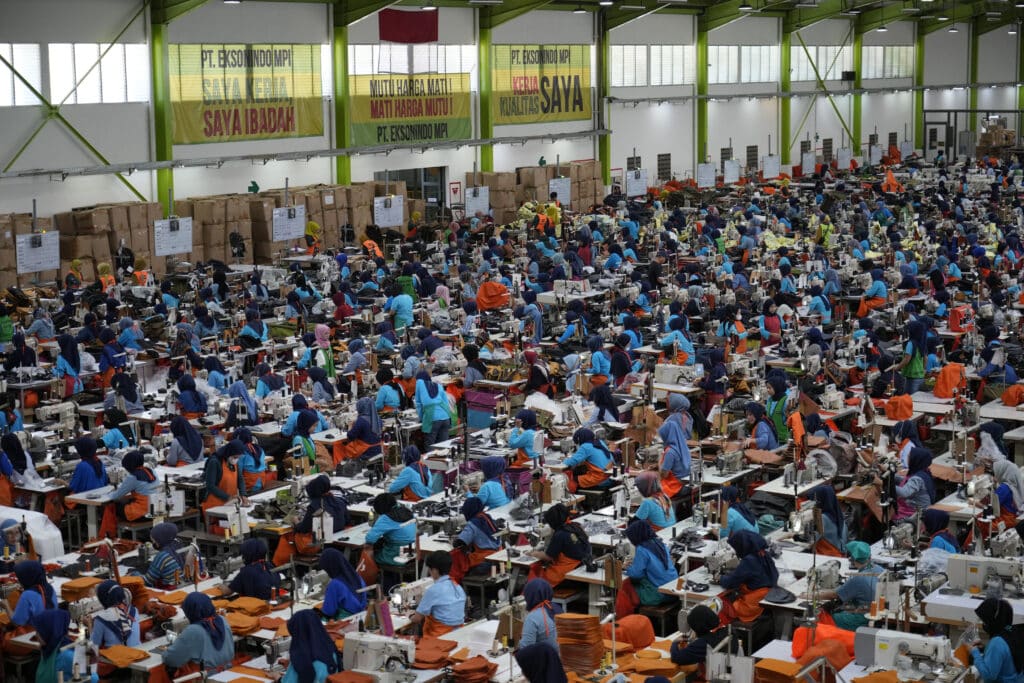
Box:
[790,45,852,81]
[0,44,43,107]
[708,45,738,84]
[610,45,647,87]
[657,153,671,180]
[626,155,641,171]
[349,44,476,79]
[862,45,913,79]
[740,45,778,83]
[650,45,684,86]
[48,43,149,104]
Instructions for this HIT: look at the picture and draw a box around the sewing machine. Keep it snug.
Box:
[961,473,993,501]
[726,357,752,377]
[343,633,416,683]
[391,577,433,614]
[263,393,295,423]
[946,554,1024,596]
[991,528,1022,558]
[654,363,702,385]
[883,522,915,553]
[704,541,738,583]
[715,449,745,475]
[854,628,958,678]
[820,385,845,412]
[68,597,102,626]
[35,401,78,437]
[298,570,330,602]
[149,487,186,520]
[807,560,842,591]
[264,636,292,669]
[790,502,818,542]
[214,555,244,581]
[783,461,818,487]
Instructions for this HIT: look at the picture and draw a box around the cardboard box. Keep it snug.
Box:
[148,203,163,227]
[194,199,226,225]
[149,254,166,276]
[79,258,96,281]
[592,179,605,197]
[204,223,227,246]
[491,190,516,209]
[518,166,547,187]
[249,198,276,224]
[332,186,348,210]
[55,212,75,235]
[232,219,253,239]
[172,200,194,218]
[128,203,150,231]
[495,172,515,190]
[73,208,109,234]
[0,269,16,290]
[107,205,130,233]
[130,228,150,253]
[92,235,111,262]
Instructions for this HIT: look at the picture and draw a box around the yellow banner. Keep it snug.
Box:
[169,44,324,144]
[491,44,591,125]
[349,73,472,146]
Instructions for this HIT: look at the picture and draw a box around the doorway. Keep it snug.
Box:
[373,167,447,222]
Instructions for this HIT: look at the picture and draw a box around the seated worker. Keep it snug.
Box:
[274,475,350,566]
[308,367,336,404]
[450,497,501,584]
[562,428,614,491]
[586,336,612,386]
[994,459,1024,530]
[52,334,84,397]
[971,598,1024,683]
[743,402,780,450]
[811,541,882,631]
[807,485,847,556]
[894,447,935,520]
[117,317,144,352]
[719,530,778,625]
[91,580,141,648]
[111,451,159,521]
[204,356,229,395]
[104,373,145,415]
[634,471,677,531]
[3,333,36,371]
[162,593,234,674]
[68,437,109,494]
[280,394,330,438]
[467,456,512,509]
[228,538,280,600]
[415,370,451,449]
[857,269,888,317]
[527,503,591,588]
[335,397,382,462]
[670,605,730,670]
[508,409,541,468]
[279,611,342,683]
[319,547,366,619]
[225,381,258,430]
[255,363,286,399]
[97,328,126,388]
[374,368,404,412]
[520,579,561,650]
[239,309,270,344]
[32,609,94,683]
[366,493,417,567]
[659,317,695,365]
[144,522,195,588]
[6,560,56,628]
[200,440,247,520]
[237,428,270,493]
[100,408,133,451]
[657,394,693,498]
[389,446,434,502]
[290,409,321,468]
[617,520,678,618]
[717,486,758,538]
[923,509,960,553]
[870,354,907,398]
[176,375,208,418]
[516,644,567,683]
[168,416,205,466]
[410,550,466,637]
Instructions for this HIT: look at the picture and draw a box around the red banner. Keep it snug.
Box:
[378,8,438,44]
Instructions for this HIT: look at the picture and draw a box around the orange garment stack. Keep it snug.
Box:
[450,655,498,683]
[226,596,273,617]
[556,613,604,674]
[61,576,103,602]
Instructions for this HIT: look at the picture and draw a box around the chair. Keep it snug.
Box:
[730,612,773,654]
[639,599,680,637]
[3,653,38,683]
[552,583,586,611]
[460,572,509,613]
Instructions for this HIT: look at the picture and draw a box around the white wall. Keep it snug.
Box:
[707,98,778,167]
[862,21,914,46]
[610,101,694,180]
[349,7,474,44]
[609,11,695,45]
[709,16,779,45]
[0,0,147,43]
[924,24,969,86]
[862,91,914,142]
[167,1,331,45]
[793,18,853,45]
[977,28,1018,83]
[492,10,593,45]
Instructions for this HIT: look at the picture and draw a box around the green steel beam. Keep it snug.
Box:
[783,0,847,33]
[65,2,150,107]
[606,6,700,31]
[478,25,493,172]
[696,29,708,163]
[1020,28,1024,136]
[855,4,910,34]
[976,16,1020,36]
[968,18,979,132]
[852,29,861,154]
[339,0,402,26]
[918,1,985,36]
[914,25,924,147]
[700,1,784,32]
[479,0,554,30]
[152,0,208,24]
[333,23,351,183]
[780,30,792,165]
[598,11,610,185]
[795,33,855,156]
[151,21,173,208]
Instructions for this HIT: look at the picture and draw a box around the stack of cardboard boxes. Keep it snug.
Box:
[171,195,253,265]
[0,213,55,289]
[465,159,604,225]
[977,124,1017,159]
[52,202,164,287]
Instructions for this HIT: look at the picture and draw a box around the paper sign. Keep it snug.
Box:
[723,160,741,185]
[272,205,306,242]
[900,141,914,159]
[465,186,490,217]
[154,217,194,257]
[548,177,571,208]
[868,144,882,165]
[625,168,649,197]
[15,231,59,274]
[801,151,817,176]
[762,155,781,180]
[837,148,853,170]
[696,163,716,189]
[373,195,404,228]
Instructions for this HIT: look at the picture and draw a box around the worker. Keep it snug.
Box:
[335,396,381,462]
[617,520,678,618]
[32,609,91,683]
[467,457,512,508]
[994,459,1024,529]
[97,328,126,388]
[130,256,150,285]
[743,402,780,450]
[239,309,270,343]
[765,374,791,442]
[857,268,888,317]
[659,317,694,365]
[161,593,235,674]
[200,439,247,520]
[305,220,322,254]
[144,522,191,588]
[634,471,676,530]
[91,580,141,648]
[657,394,693,497]
[719,530,778,624]
[508,409,541,468]
[587,385,620,425]
[176,374,208,418]
[759,299,784,346]
[168,416,205,466]
[450,497,500,584]
[65,259,84,289]
[384,283,414,332]
[971,598,1024,683]
[111,450,159,522]
[308,367,336,404]
[586,336,612,386]
[527,503,591,588]
[389,445,434,502]
[6,560,56,628]
[68,436,109,494]
[97,262,116,292]
[204,356,229,395]
[670,605,730,670]
[410,550,466,637]
[415,369,451,449]
[922,509,960,553]
[717,485,758,538]
[375,368,404,411]
[236,428,270,493]
[228,538,280,600]
[520,579,560,650]
[318,547,366,619]
[104,372,144,414]
[894,319,928,395]
[52,334,84,397]
[365,493,417,567]
[812,541,884,630]
[894,447,935,520]
[563,428,614,491]
[2,333,35,373]
[278,610,341,683]
[806,485,846,556]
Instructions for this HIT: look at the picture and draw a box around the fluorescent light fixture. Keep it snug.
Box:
[1010,25,1019,34]
[422,1,437,9]
[876,24,888,31]
[948,24,958,32]
[937,14,949,20]
[658,0,688,4]
[573,4,587,12]
[600,0,614,5]
[841,8,861,15]
[223,0,241,4]
[468,0,504,5]
[739,0,753,9]
[620,3,646,9]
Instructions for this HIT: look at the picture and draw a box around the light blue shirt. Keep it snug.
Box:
[389,464,433,500]
[91,607,142,647]
[376,384,402,411]
[416,576,466,626]
[625,543,679,588]
[508,428,539,461]
[520,608,559,650]
[721,507,758,537]
[635,498,676,529]
[467,480,510,508]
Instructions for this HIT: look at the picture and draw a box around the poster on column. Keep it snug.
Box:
[349,73,472,146]
[696,163,716,189]
[900,141,914,159]
[168,44,324,144]
[625,169,648,198]
[837,148,853,170]
[15,232,59,274]
[154,217,194,257]
[762,155,781,180]
[801,151,817,176]
[272,206,306,242]
[868,145,882,165]
[491,45,592,125]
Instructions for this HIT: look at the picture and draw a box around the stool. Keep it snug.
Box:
[117,519,154,541]
[578,488,613,511]
[552,583,586,612]
[461,573,509,613]
[60,508,87,550]
[3,653,38,682]
[639,600,680,637]
[730,613,773,654]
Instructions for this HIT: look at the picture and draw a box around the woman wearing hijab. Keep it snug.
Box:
[659,316,695,366]
[162,592,234,673]
[971,598,1024,683]
[523,350,552,396]
[895,447,936,520]
[520,579,561,649]
[515,643,568,683]
[270,475,350,566]
[765,374,790,443]
[168,416,204,466]
[979,422,1008,459]
[587,384,620,425]
[68,436,109,494]
[415,369,452,449]
[870,354,907,398]
[0,434,31,506]
[806,485,847,555]
[744,402,780,450]
[7,560,56,628]
[240,309,270,343]
[586,335,612,387]
[308,367,336,405]
[278,610,342,683]
[97,327,126,388]
[366,493,417,567]
[617,520,678,618]
[255,362,286,399]
[717,486,758,538]
[527,503,591,588]
[201,440,247,520]
[176,374,208,418]
[111,450,159,522]
[812,541,883,631]
[508,409,541,468]
[759,299,784,346]
[52,334,83,398]
[634,471,676,530]
[203,356,229,395]
[3,332,36,371]
[30,609,77,683]
[893,319,928,395]
[450,497,501,584]
[144,522,193,588]
[224,381,258,431]
[993,459,1024,529]
[807,284,832,324]
[857,268,888,317]
[658,394,693,498]
[719,530,778,624]
[334,396,382,464]
[319,548,366,619]
[468,456,512,508]
[91,580,141,648]
[227,538,280,600]
[670,605,730,669]
[563,428,614,491]
[388,446,434,502]
[889,420,921,468]
[922,509,960,553]
[102,372,144,416]
[232,428,269,493]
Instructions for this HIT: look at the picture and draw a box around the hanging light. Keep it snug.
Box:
[876,24,888,31]
[421,1,437,9]
[948,24,959,32]
[223,0,241,4]
[1010,24,1019,35]
[573,4,587,12]
[739,1,753,9]
[599,0,613,5]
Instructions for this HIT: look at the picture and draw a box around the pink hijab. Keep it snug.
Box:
[315,324,331,349]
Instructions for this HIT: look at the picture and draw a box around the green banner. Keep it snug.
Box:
[349,73,472,146]
[492,44,591,125]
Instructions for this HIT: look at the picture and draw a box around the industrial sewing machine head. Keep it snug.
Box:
[35,401,79,438]
[298,570,330,602]
[819,384,845,412]
[263,636,292,670]
[214,555,245,581]
[343,633,417,683]
[704,541,738,583]
[854,628,959,681]
[783,461,818,487]
[790,501,818,542]
[991,528,1022,558]
[807,560,842,591]
[946,554,1024,597]
[715,449,745,475]
[391,577,434,615]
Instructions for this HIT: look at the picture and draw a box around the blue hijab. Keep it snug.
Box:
[182,592,226,650]
[31,609,70,659]
[170,416,204,461]
[808,485,842,533]
[907,447,936,502]
[721,485,757,526]
[228,381,257,420]
[625,519,670,569]
[461,497,499,537]
[319,548,365,604]
[287,610,340,683]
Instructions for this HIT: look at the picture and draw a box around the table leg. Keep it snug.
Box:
[86,505,99,539]
[1015,441,1024,467]
[588,583,601,616]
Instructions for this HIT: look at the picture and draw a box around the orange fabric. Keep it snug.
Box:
[119,576,150,608]
[602,615,655,650]
[124,491,149,521]
[2,624,35,656]
[100,645,150,667]
[335,438,373,464]
[881,170,904,193]
[226,612,261,635]
[157,591,189,605]
[363,240,383,258]
[797,640,853,680]
[1003,384,1024,407]
[787,412,806,448]
[423,614,459,638]
[792,624,856,658]
[328,673,377,683]
[475,281,510,312]
[132,271,149,286]
[721,586,769,624]
[511,448,534,468]
[228,597,272,616]
[857,296,886,318]
[61,576,103,601]
[450,546,493,584]
[526,554,581,588]
[573,461,610,490]
[733,321,748,354]
[660,447,683,498]
[242,470,268,492]
[884,394,913,420]
[0,476,11,507]
[99,502,119,539]
[814,537,843,557]
[934,363,966,399]
[202,459,238,519]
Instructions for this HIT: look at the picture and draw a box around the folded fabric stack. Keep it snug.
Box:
[555,613,604,674]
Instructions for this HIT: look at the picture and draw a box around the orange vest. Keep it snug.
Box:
[99,274,116,292]
[363,240,383,258]
[132,270,149,286]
